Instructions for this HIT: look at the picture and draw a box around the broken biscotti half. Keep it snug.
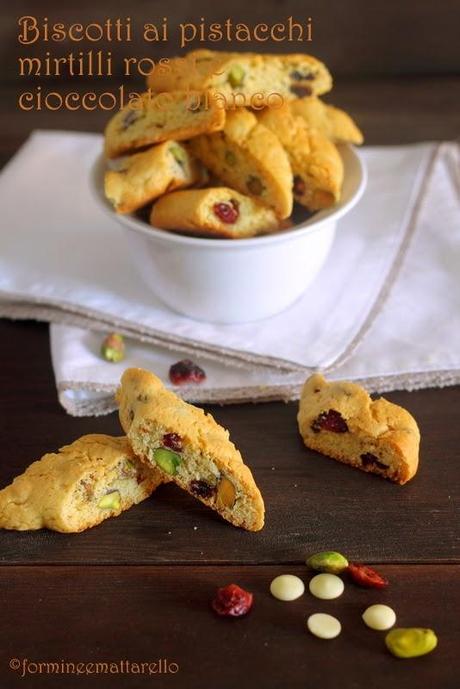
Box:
[290,97,364,145]
[117,368,265,531]
[105,141,207,213]
[104,90,225,158]
[189,107,293,218]
[150,187,280,239]
[147,50,332,104]
[297,374,420,484]
[0,434,165,532]
[257,103,344,211]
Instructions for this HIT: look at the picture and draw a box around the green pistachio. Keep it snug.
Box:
[98,490,121,510]
[306,551,349,574]
[100,333,125,363]
[385,628,438,658]
[154,448,181,475]
[228,64,245,88]
[170,143,187,167]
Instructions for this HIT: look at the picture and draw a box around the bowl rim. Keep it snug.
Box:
[91,143,367,249]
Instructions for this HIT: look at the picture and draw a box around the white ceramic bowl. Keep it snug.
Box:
[92,145,366,323]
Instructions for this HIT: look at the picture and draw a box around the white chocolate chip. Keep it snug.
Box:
[270,574,305,601]
[362,604,396,631]
[309,573,344,600]
[307,613,342,639]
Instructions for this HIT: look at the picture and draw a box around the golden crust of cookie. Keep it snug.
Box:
[257,104,344,211]
[297,374,420,484]
[150,187,279,239]
[147,50,332,103]
[104,141,206,214]
[0,435,164,532]
[116,368,265,531]
[104,90,225,159]
[290,97,363,145]
[189,107,293,218]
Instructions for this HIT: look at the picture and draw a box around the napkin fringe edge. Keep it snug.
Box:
[57,367,460,416]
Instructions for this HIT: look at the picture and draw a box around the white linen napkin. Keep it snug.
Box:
[1,132,458,415]
[48,140,460,415]
[0,130,436,371]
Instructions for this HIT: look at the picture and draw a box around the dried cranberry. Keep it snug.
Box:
[212,584,253,617]
[169,359,206,385]
[163,433,183,452]
[361,453,387,470]
[290,85,313,97]
[213,200,239,224]
[311,410,348,433]
[293,175,306,195]
[190,479,215,499]
[347,563,389,589]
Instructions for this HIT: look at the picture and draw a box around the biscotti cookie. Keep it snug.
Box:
[257,104,344,210]
[0,435,164,532]
[147,50,332,104]
[297,374,420,484]
[189,108,293,218]
[290,97,363,145]
[117,368,265,531]
[105,141,206,213]
[150,187,279,239]
[104,90,225,158]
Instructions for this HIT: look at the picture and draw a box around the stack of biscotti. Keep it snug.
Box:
[102,50,363,239]
[0,370,265,533]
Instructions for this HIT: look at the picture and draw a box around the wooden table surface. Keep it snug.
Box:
[1,78,459,688]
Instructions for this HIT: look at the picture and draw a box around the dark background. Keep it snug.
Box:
[0,0,459,163]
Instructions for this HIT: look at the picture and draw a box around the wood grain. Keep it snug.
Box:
[0,320,459,565]
[0,564,459,689]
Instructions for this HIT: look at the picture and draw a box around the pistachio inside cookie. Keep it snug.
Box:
[147,50,332,104]
[0,435,164,532]
[104,90,225,158]
[189,107,293,218]
[117,368,265,531]
[105,141,206,213]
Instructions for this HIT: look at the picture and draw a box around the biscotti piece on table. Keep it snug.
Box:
[117,368,265,531]
[297,374,420,484]
[0,435,164,532]
[147,50,332,104]
[290,97,363,145]
[105,141,206,213]
[150,187,279,239]
[257,103,344,211]
[189,107,293,218]
[104,90,225,158]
